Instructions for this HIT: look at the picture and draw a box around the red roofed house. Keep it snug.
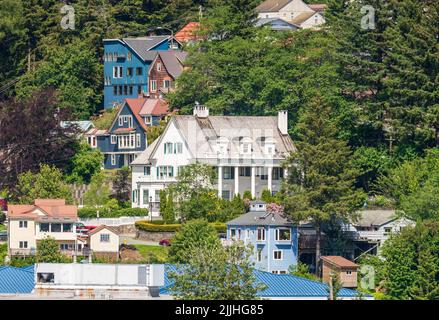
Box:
[321,256,359,288]
[148,50,188,98]
[175,22,202,43]
[7,199,79,256]
[86,97,170,169]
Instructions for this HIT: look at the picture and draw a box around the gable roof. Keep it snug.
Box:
[7,199,77,221]
[175,22,202,42]
[227,210,293,227]
[60,121,95,132]
[321,256,359,269]
[354,209,397,227]
[156,51,188,79]
[0,266,35,294]
[131,114,296,165]
[139,98,169,116]
[289,11,318,25]
[121,36,169,61]
[88,225,119,236]
[160,264,368,299]
[256,0,292,12]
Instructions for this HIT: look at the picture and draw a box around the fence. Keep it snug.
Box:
[78,216,149,226]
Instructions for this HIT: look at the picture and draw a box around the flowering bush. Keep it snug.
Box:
[266,203,284,214]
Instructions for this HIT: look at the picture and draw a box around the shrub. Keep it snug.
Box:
[135,220,227,233]
[78,207,148,218]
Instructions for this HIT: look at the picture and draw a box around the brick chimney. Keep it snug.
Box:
[278,110,288,135]
[193,102,209,118]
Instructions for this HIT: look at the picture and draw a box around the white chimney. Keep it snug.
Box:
[278,110,288,135]
[193,103,209,118]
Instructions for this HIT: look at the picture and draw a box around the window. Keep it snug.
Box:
[51,223,61,233]
[164,142,173,154]
[273,167,284,180]
[223,166,234,180]
[100,234,110,242]
[275,228,291,241]
[155,190,161,202]
[118,134,136,149]
[113,66,123,78]
[174,142,183,154]
[239,167,251,177]
[144,166,151,176]
[129,85,133,95]
[143,189,149,205]
[60,243,71,250]
[230,229,236,240]
[113,86,118,95]
[62,224,72,232]
[136,134,141,147]
[257,249,263,262]
[157,62,162,71]
[19,221,28,228]
[138,85,142,95]
[111,154,116,166]
[222,190,231,200]
[384,227,392,235]
[157,166,174,180]
[144,116,152,125]
[37,273,54,283]
[40,223,49,232]
[127,52,132,61]
[163,80,171,89]
[272,270,286,274]
[19,241,28,249]
[118,85,123,95]
[151,80,157,92]
[127,68,133,76]
[273,250,283,260]
[123,85,128,95]
[136,67,143,75]
[242,143,251,154]
[257,228,266,241]
[88,136,97,148]
[346,270,353,275]
[118,116,123,126]
[132,189,138,203]
[111,135,117,144]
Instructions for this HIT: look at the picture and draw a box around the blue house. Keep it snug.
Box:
[226,201,298,274]
[86,97,169,169]
[103,35,182,109]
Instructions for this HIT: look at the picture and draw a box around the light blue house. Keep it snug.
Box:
[226,201,298,274]
[103,35,182,109]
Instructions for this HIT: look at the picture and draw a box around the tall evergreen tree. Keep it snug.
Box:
[281,96,365,274]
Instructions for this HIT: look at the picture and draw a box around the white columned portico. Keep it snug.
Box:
[267,166,273,192]
[218,166,223,198]
[251,166,256,198]
[234,166,239,196]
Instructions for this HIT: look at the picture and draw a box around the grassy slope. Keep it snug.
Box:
[133,244,169,263]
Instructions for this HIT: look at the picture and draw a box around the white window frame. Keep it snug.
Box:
[19,221,28,228]
[257,248,263,262]
[257,227,266,241]
[230,228,237,240]
[273,250,283,260]
[19,241,28,249]
[118,116,123,126]
[118,134,136,149]
[157,166,174,180]
[144,116,152,125]
[111,154,116,166]
[275,228,291,241]
[151,80,157,92]
[111,135,117,144]
[144,166,151,176]
[157,62,162,71]
[163,80,170,89]
[136,134,141,147]
[175,142,183,154]
[142,189,150,205]
[100,234,110,243]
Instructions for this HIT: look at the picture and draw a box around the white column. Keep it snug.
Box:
[251,166,256,198]
[218,166,223,198]
[234,166,239,196]
[267,166,273,192]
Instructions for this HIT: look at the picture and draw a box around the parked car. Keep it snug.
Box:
[159,239,171,246]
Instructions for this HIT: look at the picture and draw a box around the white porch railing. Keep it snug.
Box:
[78,216,149,226]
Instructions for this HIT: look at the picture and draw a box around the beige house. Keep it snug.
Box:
[321,256,359,288]
[7,199,120,259]
[88,225,120,260]
[7,199,78,256]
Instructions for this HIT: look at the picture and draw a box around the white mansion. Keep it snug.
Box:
[130,105,296,216]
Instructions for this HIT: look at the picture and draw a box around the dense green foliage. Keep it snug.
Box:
[169,242,266,300]
[135,220,226,233]
[66,142,103,184]
[168,219,221,263]
[36,237,70,263]
[78,207,148,218]
[14,164,73,204]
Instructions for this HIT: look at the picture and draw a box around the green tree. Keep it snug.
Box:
[169,242,266,300]
[15,164,73,204]
[83,172,111,208]
[327,270,343,300]
[112,166,131,207]
[282,96,366,274]
[160,189,176,224]
[36,237,69,263]
[66,142,103,184]
[169,219,220,263]
[288,263,320,281]
[381,221,439,300]
[260,189,274,203]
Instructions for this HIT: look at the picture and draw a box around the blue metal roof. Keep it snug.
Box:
[161,264,366,299]
[0,266,35,294]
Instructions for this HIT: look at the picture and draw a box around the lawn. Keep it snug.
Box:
[133,244,169,263]
[0,224,5,231]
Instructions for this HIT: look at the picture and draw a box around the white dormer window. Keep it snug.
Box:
[144,116,152,125]
[118,116,123,126]
[240,137,252,154]
[217,137,229,155]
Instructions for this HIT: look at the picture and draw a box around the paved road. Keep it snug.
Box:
[119,234,159,246]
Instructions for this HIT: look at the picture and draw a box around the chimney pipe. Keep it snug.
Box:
[193,103,209,118]
[278,110,288,135]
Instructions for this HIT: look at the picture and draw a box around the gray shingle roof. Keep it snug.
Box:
[256,0,292,12]
[132,113,296,165]
[122,36,170,61]
[158,51,187,79]
[227,210,293,226]
[354,209,397,227]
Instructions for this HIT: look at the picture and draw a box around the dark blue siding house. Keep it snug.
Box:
[103,35,182,109]
[86,97,169,169]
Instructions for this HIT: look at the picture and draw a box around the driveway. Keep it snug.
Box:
[119,235,159,246]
